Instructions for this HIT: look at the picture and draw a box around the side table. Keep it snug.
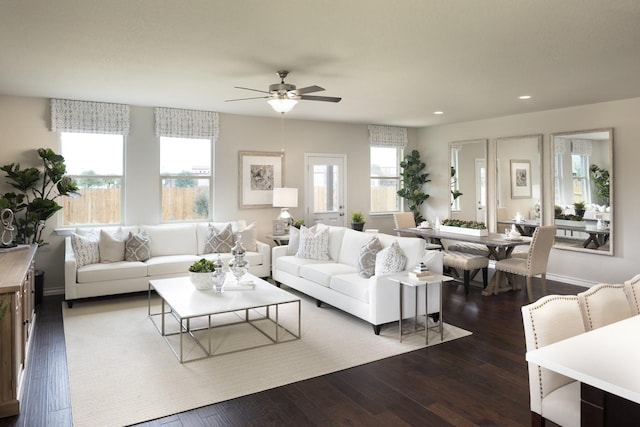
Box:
[265,234,290,246]
[389,273,452,344]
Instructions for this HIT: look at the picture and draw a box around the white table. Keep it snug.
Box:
[148,274,300,362]
[526,315,640,426]
[389,273,452,344]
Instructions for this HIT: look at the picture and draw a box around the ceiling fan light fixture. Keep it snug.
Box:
[268,97,298,113]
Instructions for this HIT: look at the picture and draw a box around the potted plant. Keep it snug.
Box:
[397,150,430,223]
[350,211,365,231]
[0,148,79,246]
[573,201,586,218]
[450,166,463,206]
[589,164,610,206]
[188,258,216,290]
[292,219,305,229]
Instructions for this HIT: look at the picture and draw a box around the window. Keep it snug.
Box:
[370,146,402,213]
[160,137,212,222]
[572,154,591,204]
[61,132,124,225]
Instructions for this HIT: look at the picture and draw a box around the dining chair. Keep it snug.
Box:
[577,283,632,331]
[522,295,584,427]
[493,225,556,302]
[393,212,417,237]
[624,274,640,315]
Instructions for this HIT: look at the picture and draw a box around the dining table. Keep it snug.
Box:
[497,219,540,237]
[526,315,640,426]
[394,227,531,295]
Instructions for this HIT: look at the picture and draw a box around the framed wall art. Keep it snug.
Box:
[510,159,532,199]
[238,151,283,208]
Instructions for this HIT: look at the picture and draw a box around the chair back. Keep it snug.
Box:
[393,212,416,237]
[525,225,556,276]
[521,295,585,416]
[624,274,640,315]
[577,283,632,330]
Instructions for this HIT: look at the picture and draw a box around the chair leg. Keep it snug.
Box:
[540,273,547,296]
[531,411,546,427]
[482,267,488,289]
[526,276,534,302]
[463,270,470,295]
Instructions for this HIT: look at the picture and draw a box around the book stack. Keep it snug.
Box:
[408,262,432,280]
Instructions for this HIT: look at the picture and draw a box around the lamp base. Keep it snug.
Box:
[278,208,294,233]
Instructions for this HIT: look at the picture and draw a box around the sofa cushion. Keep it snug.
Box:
[276,255,331,277]
[330,273,370,303]
[326,226,346,261]
[375,241,407,275]
[237,222,257,252]
[71,231,100,267]
[77,261,147,283]
[99,228,127,263]
[299,263,357,287]
[125,231,151,262]
[296,224,330,260]
[358,236,383,278]
[141,224,197,256]
[337,229,376,267]
[287,226,300,255]
[146,255,200,276]
[204,223,234,253]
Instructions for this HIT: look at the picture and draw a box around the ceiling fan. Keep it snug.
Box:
[225,70,342,113]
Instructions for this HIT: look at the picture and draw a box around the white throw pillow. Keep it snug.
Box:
[287,226,300,255]
[71,231,100,267]
[358,236,383,278]
[125,231,151,262]
[99,228,126,263]
[295,224,330,260]
[237,222,257,252]
[204,223,234,253]
[374,241,407,275]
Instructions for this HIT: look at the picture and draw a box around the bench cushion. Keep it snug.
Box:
[443,251,489,270]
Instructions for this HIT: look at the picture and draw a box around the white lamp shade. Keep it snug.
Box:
[268,98,298,113]
[272,187,298,208]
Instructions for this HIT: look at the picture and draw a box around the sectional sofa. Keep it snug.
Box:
[64,221,270,306]
[272,225,443,334]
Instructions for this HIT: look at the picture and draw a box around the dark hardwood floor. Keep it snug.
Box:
[1,278,582,427]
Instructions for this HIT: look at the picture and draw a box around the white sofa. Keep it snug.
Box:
[65,222,270,306]
[272,225,443,334]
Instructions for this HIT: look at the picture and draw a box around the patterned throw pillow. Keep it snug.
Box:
[99,228,126,263]
[374,241,407,275]
[295,224,330,260]
[71,231,100,267]
[204,223,234,253]
[358,236,383,278]
[125,231,151,262]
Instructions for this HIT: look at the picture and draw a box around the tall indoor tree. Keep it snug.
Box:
[397,149,430,223]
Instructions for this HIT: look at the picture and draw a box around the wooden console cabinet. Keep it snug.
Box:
[0,245,37,417]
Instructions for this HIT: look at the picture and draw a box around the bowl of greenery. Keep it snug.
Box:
[188,258,215,290]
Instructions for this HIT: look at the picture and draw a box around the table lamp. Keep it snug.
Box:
[272,187,298,232]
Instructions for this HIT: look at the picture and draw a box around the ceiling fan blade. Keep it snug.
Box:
[300,95,342,103]
[225,96,270,102]
[234,86,271,94]
[295,85,325,95]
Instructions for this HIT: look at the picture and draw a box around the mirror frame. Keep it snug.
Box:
[448,139,488,224]
[550,128,614,256]
[494,134,543,234]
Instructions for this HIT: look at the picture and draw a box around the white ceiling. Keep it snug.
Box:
[2,0,640,127]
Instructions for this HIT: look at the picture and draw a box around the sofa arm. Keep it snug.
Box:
[64,236,78,300]
[256,240,271,269]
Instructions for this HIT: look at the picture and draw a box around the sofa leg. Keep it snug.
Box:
[373,324,381,335]
[274,281,281,288]
[66,300,73,308]
[429,312,440,323]
[316,299,322,308]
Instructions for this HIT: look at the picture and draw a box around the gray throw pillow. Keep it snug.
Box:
[358,236,383,278]
[125,231,151,262]
[204,223,234,253]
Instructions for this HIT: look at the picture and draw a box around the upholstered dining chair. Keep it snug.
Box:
[393,212,417,237]
[624,274,640,315]
[577,283,632,331]
[493,225,556,302]
[521,295,584,427]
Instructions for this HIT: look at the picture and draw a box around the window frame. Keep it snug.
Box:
[369,145,403,214]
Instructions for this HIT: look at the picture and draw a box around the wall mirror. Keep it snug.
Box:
[449,139,487,224]
[495,134,543,235]
[551,128,613,255]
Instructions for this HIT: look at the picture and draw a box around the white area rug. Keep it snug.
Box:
[63,291,471,427]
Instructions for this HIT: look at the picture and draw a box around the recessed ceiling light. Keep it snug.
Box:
[519,95,532,100]
[433,111,444,115]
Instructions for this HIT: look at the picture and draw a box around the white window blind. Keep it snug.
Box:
[51,99,130,135]
[154,107,219,140]
[368,125,408,148]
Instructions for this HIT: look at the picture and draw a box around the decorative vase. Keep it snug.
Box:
[213,254,226,292]
[189,272,213,290]
[228,234,248,283]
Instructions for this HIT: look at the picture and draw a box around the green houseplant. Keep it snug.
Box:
[397,150,430,223]
[350,211,365,231]
[589,164,610,206]
[0,148,79,246]
[450,166,463,206]
[573,201,586,218]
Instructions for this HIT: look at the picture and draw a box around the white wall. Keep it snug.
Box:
[418,97,640,286]
[0,95,417,293]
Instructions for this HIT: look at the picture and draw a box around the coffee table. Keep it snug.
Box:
[148,274,301,362]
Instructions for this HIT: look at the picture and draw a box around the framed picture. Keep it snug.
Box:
[510,159,532,199]
[238,151,283,208]
[272,219,286,236]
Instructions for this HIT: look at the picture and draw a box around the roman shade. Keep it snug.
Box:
[51,99,130,135]
[368,125,408,148]
[154,107,219,140]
